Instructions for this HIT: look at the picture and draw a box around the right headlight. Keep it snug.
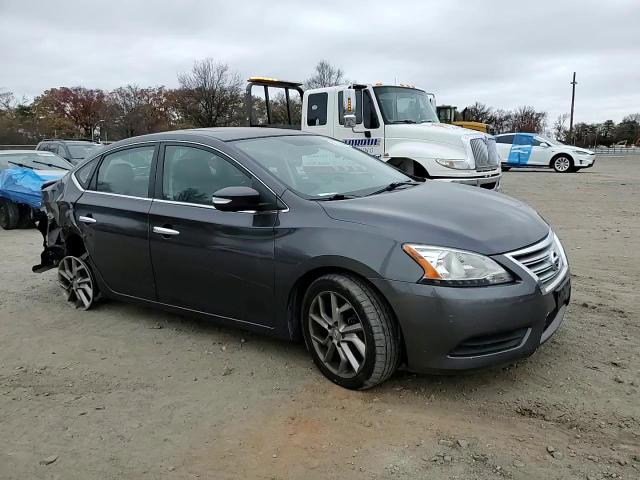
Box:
[402,244,513,286]
[435,158,473,170]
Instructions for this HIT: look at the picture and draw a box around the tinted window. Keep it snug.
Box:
[496,134,515,144]
[532,137,545,146]
[162,145,252,206]
[69,143,102,159]
[362,90,379,129]
[75,157,99,187]
[306,93,328,127]
[96,146,154,197]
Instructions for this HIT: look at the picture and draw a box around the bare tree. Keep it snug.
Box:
[488,109,512,134]
[305,60,345,88]
[462,102,492,123]
[509,106,546,133]
[176,59,243,127]
[107,85,173,138]
[553,113,569,141]
[0,90,14,113]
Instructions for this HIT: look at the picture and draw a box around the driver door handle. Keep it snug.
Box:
[79,215,96,224]
[153,226,180,236]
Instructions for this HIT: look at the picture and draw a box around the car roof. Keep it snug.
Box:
[496,132,534,136]
[0,149,58,155]
[105,127,310,149]
[188,127,308,141]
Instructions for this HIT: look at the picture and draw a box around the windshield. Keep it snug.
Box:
[0,152,72,170]
[68,144,102,159]
[232,135,411,199]
[373,86,439,124]
[540,136,564,146]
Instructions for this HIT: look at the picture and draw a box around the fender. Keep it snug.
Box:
[385,139,468,171]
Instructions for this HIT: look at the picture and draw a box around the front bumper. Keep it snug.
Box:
[370,270,570,373]
[432,172,502,190]
[576,156,595,168]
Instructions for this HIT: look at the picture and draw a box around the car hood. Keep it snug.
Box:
[385,123,482,146]
[319,182,549,255]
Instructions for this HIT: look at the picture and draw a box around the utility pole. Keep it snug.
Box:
[569,72,577,143]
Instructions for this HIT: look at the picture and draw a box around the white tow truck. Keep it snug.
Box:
[246,77,501,189]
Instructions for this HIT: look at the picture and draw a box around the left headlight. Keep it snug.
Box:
[402,244,513,286]
[435,158,473,170]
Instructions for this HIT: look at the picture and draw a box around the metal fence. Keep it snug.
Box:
[594,146,640,156]
[0,145,37,151]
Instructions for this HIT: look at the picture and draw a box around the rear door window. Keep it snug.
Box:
[75,157,100,188]
[496,134,515,144]
[307,93,328,126]
[95,146,155,197]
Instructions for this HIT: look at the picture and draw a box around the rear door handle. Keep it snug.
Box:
[79,215,96,224]
[153,226,180,236]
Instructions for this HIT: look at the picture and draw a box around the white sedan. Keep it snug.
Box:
[495,133,595,173]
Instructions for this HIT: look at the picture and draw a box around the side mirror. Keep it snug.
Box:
[540,142,551,148]
[342,88,357,128]
[212,186,260,212]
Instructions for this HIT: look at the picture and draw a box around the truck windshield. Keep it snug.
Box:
[232,135,412,199]
[373,87,439,125]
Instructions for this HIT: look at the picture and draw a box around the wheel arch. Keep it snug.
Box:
[63,231,87,257]
[549,152,574,168]
[386,157,430,178]
[286,265,406,363]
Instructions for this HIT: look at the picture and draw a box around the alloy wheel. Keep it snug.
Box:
[554,157,571,172]
[58,256,95,310]
[308,291,367,378]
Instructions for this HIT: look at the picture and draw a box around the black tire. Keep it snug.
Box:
[0,199,20,230]
[301,273,400,390]
[502,167,511,171]
[552,155,573,173]
[17,204,35,228]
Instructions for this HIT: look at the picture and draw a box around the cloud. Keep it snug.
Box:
[1,0,638,123]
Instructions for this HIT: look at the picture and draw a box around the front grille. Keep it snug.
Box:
[449,328,528,358]
[507,233,567,293]
[470,137,500,171]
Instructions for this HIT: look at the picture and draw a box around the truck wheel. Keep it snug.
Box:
[58,255,96,310]
[0,199,20,230]
[552,155,573,173]
[17,205,35,228]
[302,274,400,390]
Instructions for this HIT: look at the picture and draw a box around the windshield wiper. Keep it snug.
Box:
[389,120,418,124]
[315,193,358,201]
[7,160,34,169]
[32,160,70,171]
[367,181,421,196]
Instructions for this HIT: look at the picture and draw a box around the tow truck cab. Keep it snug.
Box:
[246,77,501,189]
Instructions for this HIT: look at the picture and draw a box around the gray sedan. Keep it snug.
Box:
[34,128,570,389]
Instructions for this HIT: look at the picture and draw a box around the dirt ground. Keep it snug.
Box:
[1,156,638,480]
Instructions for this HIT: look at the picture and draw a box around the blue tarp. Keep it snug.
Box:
[0,168,66,209]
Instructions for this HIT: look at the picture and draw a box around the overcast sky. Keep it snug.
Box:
[1,0,638,125]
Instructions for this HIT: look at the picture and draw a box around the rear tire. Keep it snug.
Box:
[552,155,573,173]
[0,199,20,230]
[301,274,400,390]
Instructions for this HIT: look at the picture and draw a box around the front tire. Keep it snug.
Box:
[552,155,573,173]
[302,274,400,390]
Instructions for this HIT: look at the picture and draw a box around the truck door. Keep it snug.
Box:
[333,88,385,158]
